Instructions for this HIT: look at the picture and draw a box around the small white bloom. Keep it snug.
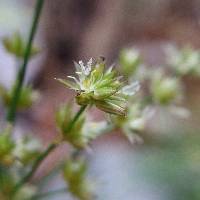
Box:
[121,81,140,96]
[78,59,92,76]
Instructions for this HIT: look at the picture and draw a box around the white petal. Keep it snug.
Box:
[74,61,81,72]
[79,60,86,72]
[67,75,80,86]
[106,64,114,73]
[85,58,93,75]
[122,81,140,95]
[87,58,93,69]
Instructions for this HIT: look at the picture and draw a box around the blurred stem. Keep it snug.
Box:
[12,143,57,196]
[31,188,67,200]
[64,105,87,133]
[12,105,87,196]
[6,0,45,123]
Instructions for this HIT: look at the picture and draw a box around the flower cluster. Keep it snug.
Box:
[0,84,39,110]
[56,102,109,148]
[0,125,40,199]
[63,156,94,200]
[166,45,200,77]
[56,58,140,116]
[119,48,141,77]
[150,70,181,105]
[112,103,145,144]
[3,32,39,59]
[0,126,15,166]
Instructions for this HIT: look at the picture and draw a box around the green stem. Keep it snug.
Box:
[6,0,45,123]
[12,105,87,195]
[64,105,87,133]
[31,188,67,200]
[12,143,57,196]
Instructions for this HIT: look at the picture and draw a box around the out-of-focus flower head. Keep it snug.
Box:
[56,58,140,116]
[2,32,39,59]
[0,84,39,110]
[63,156,94,200]
[119,48,141,77]
[13,135,42,166]
[0,125,15,166]
[0,166,36,200]
[166,45,200,76]
[13,184,37,200]
[150,70,181,105]
[56,103,109,149]
[113,103,145,144]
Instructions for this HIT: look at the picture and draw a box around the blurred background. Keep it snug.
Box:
[1,0,200,199]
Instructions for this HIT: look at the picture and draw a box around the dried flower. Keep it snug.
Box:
[56,58,139,116]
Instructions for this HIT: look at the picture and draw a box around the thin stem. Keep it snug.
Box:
[12,105,87,196]
[12,143,57,195]
[31,188,67,200]
[64,105,87,133]
[6,0,45,123]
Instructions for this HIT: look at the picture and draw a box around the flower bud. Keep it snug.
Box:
[0,127,15,166]
[2,32,39,59]
[119,48,141,77]
[13,135,42,165]
[151,71,180,105]
[166,45,200,76]
[63,156,94,200]
[13,185,37,200]
[0,84,39,110]
[112,103,144,144]
[56,103,109,148]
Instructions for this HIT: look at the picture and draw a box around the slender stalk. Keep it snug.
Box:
[12,105,87,196]
[31,188,67,200]
[6,0,45,123]
[64,105,87,133]
[12,143,57,195]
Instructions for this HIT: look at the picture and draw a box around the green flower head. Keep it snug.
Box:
[0,84,39,110]
[3,32,39,59]
[0,126,15,166]
[56,102,110,148]
[150,70,181,105]
[63,156,94,200]
[166,45,200,76]
[119,48,141,77]
[56,58,140,116]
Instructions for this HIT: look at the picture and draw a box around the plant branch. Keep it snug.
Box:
[64,105,87,133]
[6,0,45,123]
[31,188,67,200]
[12,105,87,196]
[12,143,57,195]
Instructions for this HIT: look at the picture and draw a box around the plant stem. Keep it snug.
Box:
[64,105,87,133]
[12,143,57,195]
[31,188,67,200]
[6,0,45,123]
[12,105,87,196]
